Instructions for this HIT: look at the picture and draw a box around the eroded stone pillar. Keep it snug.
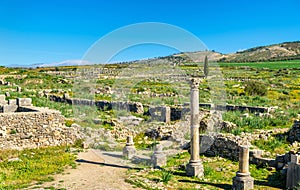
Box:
[233,146,254,190]
[186,78,204,177]
[123,136,136,159]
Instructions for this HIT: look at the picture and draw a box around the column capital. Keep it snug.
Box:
[190,78,201,89]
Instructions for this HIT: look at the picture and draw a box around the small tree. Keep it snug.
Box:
[204,55,209,78]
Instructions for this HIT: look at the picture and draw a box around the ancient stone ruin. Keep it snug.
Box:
[123,135,136,159]
[151,144,167,168]
[233,146,254,190]
[186,78,204,177]
[0,95,82,149]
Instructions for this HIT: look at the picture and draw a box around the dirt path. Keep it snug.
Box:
[30,149,142,190]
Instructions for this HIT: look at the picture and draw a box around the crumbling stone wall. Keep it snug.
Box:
[49,95,144,114]
[0,107,81,149]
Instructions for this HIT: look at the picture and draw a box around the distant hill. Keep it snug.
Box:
[219,41,300,62]
[141,41,300,65]
[22,41,300,68]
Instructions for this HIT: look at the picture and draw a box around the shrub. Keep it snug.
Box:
[244,81,268,96]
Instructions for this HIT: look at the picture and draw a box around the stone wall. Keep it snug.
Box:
[0,107,82,150]
[49,95,144,114]
[49,94,270,123]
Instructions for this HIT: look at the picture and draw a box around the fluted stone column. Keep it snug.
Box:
[233,146,254,190]
[186,78,204,177]
[123,136,136,159]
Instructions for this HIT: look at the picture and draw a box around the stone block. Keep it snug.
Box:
[151,145,167,168]
[0,94,6,105]
[122,146,136,159]
[8,99,17,105]
[186,162,204,177]
[232,175,254,190]
[17,98,32,107]
[2,105,18,113]
[151,153,167,168]
[149,106,171,123]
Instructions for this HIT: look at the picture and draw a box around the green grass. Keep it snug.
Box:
[126,151,284,189]
[252,135,291,156]
[222,110,291,134]
[0,146,77,189]
[219,60,300,69]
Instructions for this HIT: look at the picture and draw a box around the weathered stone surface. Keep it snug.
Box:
[151,145,166,168]
[186,78,204,178]
[2,105,18,113]
[233,146,254,190]
[0,107,83,149]
[149,106,171,123]
[286,154,300,189]
[17,98,32,107]
[8,99,17,105]
[232,175,254,190]
[123,146,136,159]
[186,162,204,177]
[0,94,6,105]
[123,136,136,159]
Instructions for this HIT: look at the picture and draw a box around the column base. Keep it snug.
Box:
[232,173,254,190]
[186,160,204,177]
[151,153,167,168]
[123,146,136,159]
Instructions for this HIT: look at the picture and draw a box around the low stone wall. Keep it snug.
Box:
[49,94,270,123]
[0,107,82,149]
[199,133,248,161]
[49,95,144,114]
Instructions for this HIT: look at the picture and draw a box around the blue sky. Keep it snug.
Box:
[0,0,299,66]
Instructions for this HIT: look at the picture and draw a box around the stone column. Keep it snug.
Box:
[186,78,204,177]
[123,136,136,159]
[233,146,254,190]
[151,144,167,168]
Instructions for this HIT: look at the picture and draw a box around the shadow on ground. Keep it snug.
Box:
[178,179,232,190]
[76,159,142,170]
[102,152,152,166]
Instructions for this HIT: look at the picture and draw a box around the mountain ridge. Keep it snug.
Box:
[10,41,300,68]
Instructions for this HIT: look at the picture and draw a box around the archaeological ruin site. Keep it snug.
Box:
[0,45,300,190]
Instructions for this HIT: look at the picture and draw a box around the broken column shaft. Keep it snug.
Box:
[233,146,254,190]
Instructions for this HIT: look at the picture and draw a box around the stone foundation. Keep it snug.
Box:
[0,106,82,150]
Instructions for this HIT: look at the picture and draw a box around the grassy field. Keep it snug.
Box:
[0,146,78,189]
[219,60,300,69]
